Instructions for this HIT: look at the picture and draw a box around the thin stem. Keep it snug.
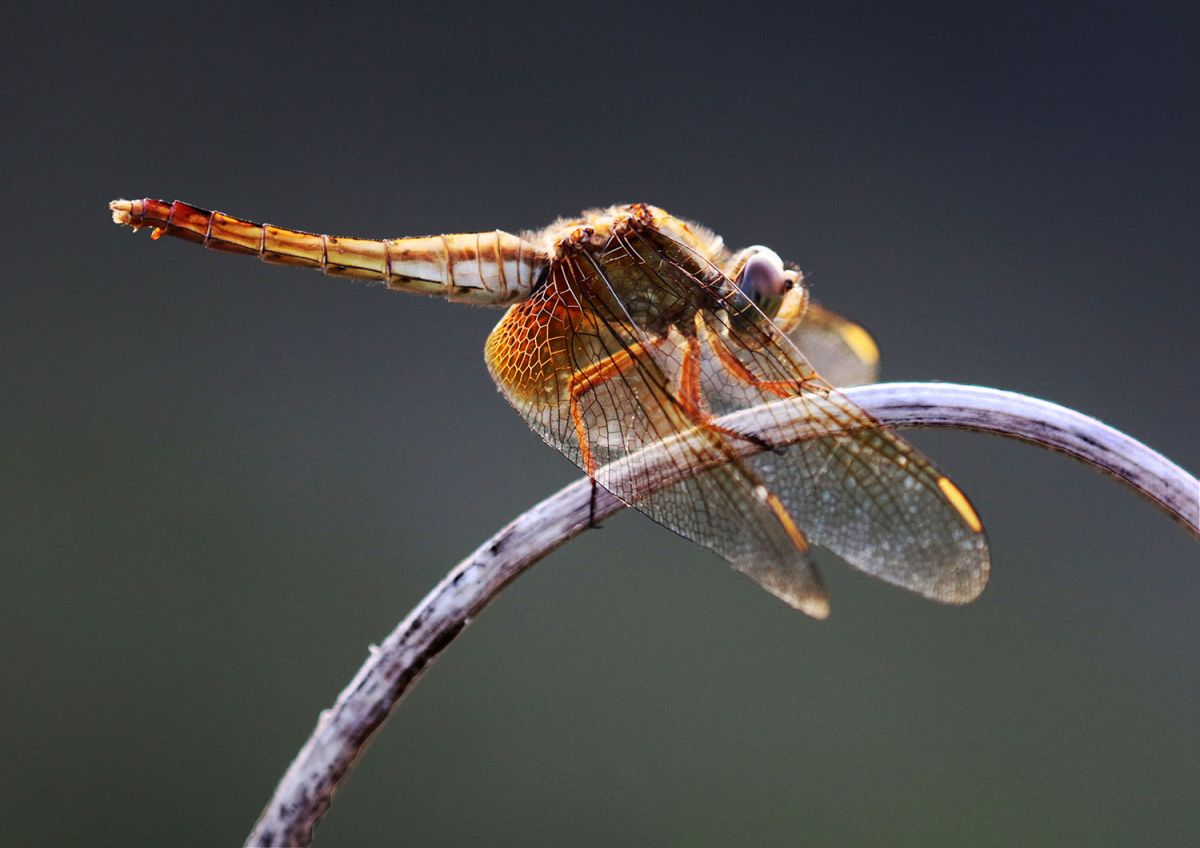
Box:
[245,383,1198,847]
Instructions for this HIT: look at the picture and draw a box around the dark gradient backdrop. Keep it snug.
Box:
[4,4,1198,846]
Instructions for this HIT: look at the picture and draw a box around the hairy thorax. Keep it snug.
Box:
[488,205,721,400]
[485,203,808,408]
[530,203,723,259]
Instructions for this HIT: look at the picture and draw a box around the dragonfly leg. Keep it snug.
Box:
[588,478,603,529]
[703,320,830,400]
[567,341,657,527]
[677,334,781,454]
[678,334,814,555]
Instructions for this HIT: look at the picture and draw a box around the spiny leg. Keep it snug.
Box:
[677,335,812,555]
[568,340,657,527]
[566,327,811,557]
[703,318,829,400]
[676,334,781,453]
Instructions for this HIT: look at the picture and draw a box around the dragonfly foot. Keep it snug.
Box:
[587,479,605,529]
[743,431,787,456]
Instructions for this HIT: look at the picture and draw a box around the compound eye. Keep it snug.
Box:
[736,247,790,315]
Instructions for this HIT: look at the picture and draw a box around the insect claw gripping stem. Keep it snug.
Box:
[588,479,605,529]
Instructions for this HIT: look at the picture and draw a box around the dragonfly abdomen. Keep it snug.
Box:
[109,198,544,304]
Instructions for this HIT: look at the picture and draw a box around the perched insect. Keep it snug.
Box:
[110,198,988,617]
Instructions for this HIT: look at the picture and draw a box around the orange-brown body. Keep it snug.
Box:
[111,198,541,302]
[110,196,986,618]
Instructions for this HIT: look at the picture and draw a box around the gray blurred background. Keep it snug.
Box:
[4,3,1197,846]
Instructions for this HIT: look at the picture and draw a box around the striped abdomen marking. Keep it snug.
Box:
[109,198,545,305]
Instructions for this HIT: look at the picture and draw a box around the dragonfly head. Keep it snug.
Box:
[728,246,808,334]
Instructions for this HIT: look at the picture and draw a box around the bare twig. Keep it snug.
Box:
[245,382,1198,847]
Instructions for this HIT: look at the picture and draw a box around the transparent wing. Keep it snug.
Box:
[695,301,989,603]
[485,225,989,614]
[643,226,990,602]
[485,249,830,616]
[788,301,880,387]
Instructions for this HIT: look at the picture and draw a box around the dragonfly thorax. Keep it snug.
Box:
[536,203,695,258]
[533,203,737,335]
[531,204,806,340]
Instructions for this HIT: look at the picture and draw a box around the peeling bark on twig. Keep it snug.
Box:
[245,383,1198,847]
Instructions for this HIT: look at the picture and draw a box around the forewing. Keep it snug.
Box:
[641,229,991,603]
[788,301,880,387]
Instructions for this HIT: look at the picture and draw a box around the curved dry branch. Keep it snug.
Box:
[245,382,1198,847]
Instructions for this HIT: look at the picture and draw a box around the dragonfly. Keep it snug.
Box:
[109,198,988,618]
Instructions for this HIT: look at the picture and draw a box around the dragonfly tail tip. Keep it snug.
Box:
[109,199,134,227]
[110,199,132,225]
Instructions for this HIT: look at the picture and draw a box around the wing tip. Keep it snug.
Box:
[945,560,992,606]
[800,595,831,620]
[936,476,985,534]
[838,320,879,367]
[769,583,831,619]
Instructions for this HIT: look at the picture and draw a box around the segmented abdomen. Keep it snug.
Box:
[110,198,543,304]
